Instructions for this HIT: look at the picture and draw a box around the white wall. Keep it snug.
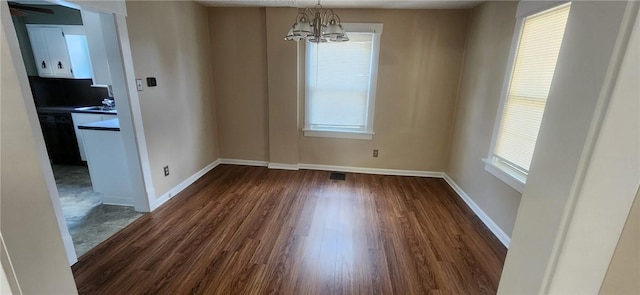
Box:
[498,1,637,293]
[547,5,639,292]
[0,262,13,295]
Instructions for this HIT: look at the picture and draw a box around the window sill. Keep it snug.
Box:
[482,158,525,193]
[303,129,374,140]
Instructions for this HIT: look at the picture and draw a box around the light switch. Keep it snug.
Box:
[136,79,143,91]
[146,77,157,87]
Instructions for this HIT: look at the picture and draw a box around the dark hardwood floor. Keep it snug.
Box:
[72,165,506,294]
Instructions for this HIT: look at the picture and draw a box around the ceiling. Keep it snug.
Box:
[195,0,484,9]
[12,0,482,9]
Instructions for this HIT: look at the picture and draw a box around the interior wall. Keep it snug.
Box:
[265,7,300,166]
[498,1,631,293]
[126,0,219,197]
[600,192,640,294]
[0,253,14,295]
[297,9,469,171]
[545,4,639,291]
[446,1,520,236]
[1,5,78,293]
[209,7,469,170]
[209,8,270,161]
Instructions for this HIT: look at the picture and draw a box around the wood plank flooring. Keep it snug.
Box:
[72,165,507,294]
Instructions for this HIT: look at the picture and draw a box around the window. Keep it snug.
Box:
[485,3,571,192]
[304,23,383,140]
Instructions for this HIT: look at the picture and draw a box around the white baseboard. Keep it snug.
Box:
[298,163,444,178]
[268,163,300,170]
[219,158,269,167]
[443,173,511,248]
[151,159,220,211]
[102,195,134,207]
[147,158,510,248]
[61,233,77,265]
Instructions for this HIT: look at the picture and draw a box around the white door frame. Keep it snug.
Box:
[3,0,156,265]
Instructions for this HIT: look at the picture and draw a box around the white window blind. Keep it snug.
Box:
[306,33,376,134]
[493,4,571,176]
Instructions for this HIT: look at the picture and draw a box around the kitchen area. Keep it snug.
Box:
[10,1,143,257]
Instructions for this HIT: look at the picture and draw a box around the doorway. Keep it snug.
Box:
[6,0,155,264]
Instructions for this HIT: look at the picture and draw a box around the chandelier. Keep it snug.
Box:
[284,1,349,43]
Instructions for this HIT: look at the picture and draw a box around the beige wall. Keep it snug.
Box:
[209,8,270,161]
[600,192,640,294]
[265,7,301,165]
[126,1,219,197]
[298,9,469,171]
[210,7,469,170]
[1,5,77,293]
[446,1,521,236]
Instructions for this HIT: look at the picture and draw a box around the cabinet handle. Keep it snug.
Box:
[57,61,63,69]
[41,61,46,68]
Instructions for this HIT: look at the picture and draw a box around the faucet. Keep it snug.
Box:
[102,98,115,110]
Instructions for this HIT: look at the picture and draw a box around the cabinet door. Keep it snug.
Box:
[72,113,103,161]
[41,27,73,78]
[26,27,53,77]
[81,10,113,86]
[65,35,93,79]
[71,113,117,161]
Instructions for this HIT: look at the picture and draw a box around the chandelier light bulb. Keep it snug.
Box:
[284,1,348,43]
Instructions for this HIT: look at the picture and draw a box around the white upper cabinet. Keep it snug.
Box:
[26,25,93,79]
[41,27,72,77]
[27,26,54,77]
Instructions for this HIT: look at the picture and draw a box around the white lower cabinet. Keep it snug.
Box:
[80,121,134,206]
[71,113,117,161]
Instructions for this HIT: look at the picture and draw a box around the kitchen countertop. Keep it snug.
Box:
[37,106,77,114]
[78,118,120,131]
[72,106,117,115]
[37,106,117,115]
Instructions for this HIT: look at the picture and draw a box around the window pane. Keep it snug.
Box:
[494,4,571,172]
[307,33,373,129]
[495,96,546,170]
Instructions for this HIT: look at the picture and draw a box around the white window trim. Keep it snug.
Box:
[303,23,383,141]
[484,1,570,193]
[483,158,526,193]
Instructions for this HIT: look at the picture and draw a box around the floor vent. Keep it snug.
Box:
[330,172,346,180]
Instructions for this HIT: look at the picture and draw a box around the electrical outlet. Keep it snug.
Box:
[373,149,379,157]
[163,166,170,176]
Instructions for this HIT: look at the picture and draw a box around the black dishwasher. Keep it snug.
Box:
[38,112,82,165]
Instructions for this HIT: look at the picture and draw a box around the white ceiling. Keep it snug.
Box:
[196,0,483,9]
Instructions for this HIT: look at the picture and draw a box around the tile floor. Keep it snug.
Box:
[52,165,144,258]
